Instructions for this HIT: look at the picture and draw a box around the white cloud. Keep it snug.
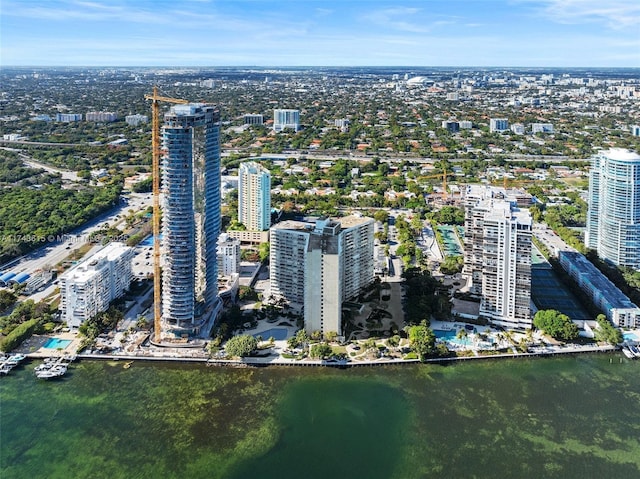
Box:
[2,0,171,24]
[315,8,333,17]
[523,0,640,29]
[363,7,430,33]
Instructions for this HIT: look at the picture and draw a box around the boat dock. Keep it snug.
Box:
[0,353,27,376]
[34,354,77,379]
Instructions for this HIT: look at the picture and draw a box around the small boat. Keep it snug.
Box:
[629,345,640,358]
[123,361,133,369]
[36,365,67,379]
[622,347,636,360]
[6,354,27,365]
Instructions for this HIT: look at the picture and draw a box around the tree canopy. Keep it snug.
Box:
[533,309,579,341]
[407,322,437,360]
[225,334,258,357]
[594,314,623,346]
[309,342,333,359]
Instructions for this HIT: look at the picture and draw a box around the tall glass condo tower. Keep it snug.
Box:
[161,104,221,337]
[586,148,640,270]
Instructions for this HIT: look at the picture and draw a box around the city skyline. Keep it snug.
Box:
[1,0,639,67]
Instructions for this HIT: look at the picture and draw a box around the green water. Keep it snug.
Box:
[2,356,640,479]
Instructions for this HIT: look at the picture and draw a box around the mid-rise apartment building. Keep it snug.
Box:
[217,233,240,277]
[243,114,264,125]
[60,242,134,328]
[558,251,640,328]
[531,123,554,133]
[273,109,300,132]
[56,113,82,122]
[86,111,117,122]
[489,118,509,133]
[125,114,148,126]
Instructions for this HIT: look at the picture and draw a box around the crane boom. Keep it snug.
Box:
[145,86,189,344]
[419,168,449,200]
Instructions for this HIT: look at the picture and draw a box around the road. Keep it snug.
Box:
[532,222,576,256]
[0,192,152,291]
[19,154,81,182]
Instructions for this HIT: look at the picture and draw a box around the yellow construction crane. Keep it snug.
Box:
[419,168,451,201]
[144,87,189,343]
[498,175,536,190]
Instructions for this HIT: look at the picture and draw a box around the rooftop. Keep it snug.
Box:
[560,251,638,310]
[601,148,640,162]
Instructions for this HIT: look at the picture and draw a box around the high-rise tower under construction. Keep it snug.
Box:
[161,103,221,337]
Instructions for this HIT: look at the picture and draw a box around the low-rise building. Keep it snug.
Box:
[558,251,640,328]
[125,114,148,126]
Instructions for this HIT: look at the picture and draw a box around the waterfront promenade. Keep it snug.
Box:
[20,341,618,368]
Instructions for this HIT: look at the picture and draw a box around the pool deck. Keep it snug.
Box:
[14,332,83,358]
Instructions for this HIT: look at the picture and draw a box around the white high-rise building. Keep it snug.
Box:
[270,216,374,336]
[490,118,509,133]
[273,109,300,132]
[586,148,640,269]
[238,161,271,231]
[464,186,532,329]
[60,243,134,329]
[217,234,240,277]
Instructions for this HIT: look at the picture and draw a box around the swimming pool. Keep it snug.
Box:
[253,328,288,341]
[43,338,72,349]
[623,332,640,343]
[433,329,472,346]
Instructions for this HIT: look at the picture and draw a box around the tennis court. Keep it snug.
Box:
[531,260,591,321]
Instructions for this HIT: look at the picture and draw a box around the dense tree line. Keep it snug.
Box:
[594,315,623,345]
[0,182,121,262]
[0,299,55,351]
[77,306,124,344]
[0,155,44,184]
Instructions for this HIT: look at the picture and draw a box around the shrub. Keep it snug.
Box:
[0,318,40,352]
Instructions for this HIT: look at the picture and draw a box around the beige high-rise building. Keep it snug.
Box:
[238,161,271,231]
[270,216,374,336]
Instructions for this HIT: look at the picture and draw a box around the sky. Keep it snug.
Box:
[1,0,639,67]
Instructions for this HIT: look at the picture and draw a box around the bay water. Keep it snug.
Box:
[2,355,639,478]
